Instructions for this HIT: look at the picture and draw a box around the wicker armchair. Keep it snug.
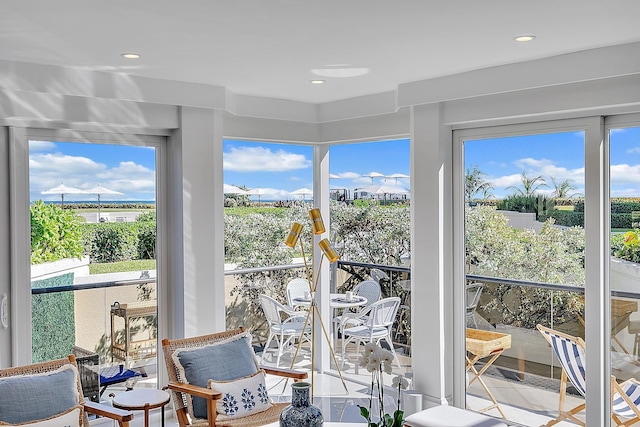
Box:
[162,326,308,427]
[0,355,133,427]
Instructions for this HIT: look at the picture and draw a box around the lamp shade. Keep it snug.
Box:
[285,222,304,248]
[308,208,325,235]
[318,239,339,263]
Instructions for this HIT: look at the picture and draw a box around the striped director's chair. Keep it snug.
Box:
[537,324,640,427]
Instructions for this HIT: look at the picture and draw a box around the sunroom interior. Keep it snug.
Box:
[2,2,640,426]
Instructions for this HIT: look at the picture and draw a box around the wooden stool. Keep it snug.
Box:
[112,389,170,427]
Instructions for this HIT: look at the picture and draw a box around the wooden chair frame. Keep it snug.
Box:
[162,326,308,427]
[0,355,133,427]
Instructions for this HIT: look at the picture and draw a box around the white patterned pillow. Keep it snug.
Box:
[208,370,272,420]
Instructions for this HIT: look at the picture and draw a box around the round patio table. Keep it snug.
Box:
[112,389,170,427]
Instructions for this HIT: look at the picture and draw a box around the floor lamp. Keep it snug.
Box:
[285,208,348,396]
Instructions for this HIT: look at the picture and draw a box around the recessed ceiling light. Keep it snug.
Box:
[311,68,370,78]
[309,80,325,85]
[514,35,536,42]
[121,53,140,59]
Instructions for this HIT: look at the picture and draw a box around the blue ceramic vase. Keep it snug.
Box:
[279,382,323,427]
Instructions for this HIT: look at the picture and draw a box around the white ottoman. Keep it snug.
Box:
[404,405,508,427]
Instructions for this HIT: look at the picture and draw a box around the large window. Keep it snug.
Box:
[27,135,160,395]
[608,123,640,410]
[460,125,587,425]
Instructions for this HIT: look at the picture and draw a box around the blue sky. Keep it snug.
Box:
[28,127,640,202]
[466,127,640,199]
[29,138,411,202]
[223,139,411,201]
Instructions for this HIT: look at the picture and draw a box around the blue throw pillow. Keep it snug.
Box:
[0,365,79,424]
[173,333,259,419]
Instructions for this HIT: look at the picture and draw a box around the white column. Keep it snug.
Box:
[584,116,610,425]
[0,127,13,367]
[171,107,226,338]
[410,104,453,406]
[313,145,331,371]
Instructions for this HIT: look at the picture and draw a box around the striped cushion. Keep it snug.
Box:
[540,329,586,396]
[613,380,640,419]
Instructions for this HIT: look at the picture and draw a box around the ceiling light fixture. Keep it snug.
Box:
[311,68,370,78]
[309,80,325,85]
[121,53,140,59]
[514,35,536,42]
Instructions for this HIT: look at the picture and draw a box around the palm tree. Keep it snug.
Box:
[551,177,578,199]
[506,171,547,197]
[465,166,494,202]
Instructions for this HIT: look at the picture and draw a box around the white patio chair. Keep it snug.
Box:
[286,278,311,311]
[259,294,311,367]
[333,279,382,338]
[466,282,484,328]
[341,296,401,368]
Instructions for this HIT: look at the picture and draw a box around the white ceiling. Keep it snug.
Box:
[4,1,640,104]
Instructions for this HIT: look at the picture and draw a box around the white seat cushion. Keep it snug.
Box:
[404,405,507,427]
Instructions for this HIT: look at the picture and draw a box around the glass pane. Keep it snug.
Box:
[609,126,640,409]
[464,131,586,425]
[222,139,313,346]
[329,139,412,386]
[29,139,158,399]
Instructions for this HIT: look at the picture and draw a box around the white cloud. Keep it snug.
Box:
[29,141,56,152]
[626,147,640,155]
[611,164,640,185]
[30,154,155,201]
[490,173,523,188]
[511,157,584,184]
[336,172,360,179]
[224,146,311,172]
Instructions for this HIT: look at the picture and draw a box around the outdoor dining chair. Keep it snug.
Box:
[285,278,311,311]
[340,296,401,369]
[333,280,381,327]
[466,282,484,328]
[259,294,312,367]
[161,326,307,427]
[537,324,640,426]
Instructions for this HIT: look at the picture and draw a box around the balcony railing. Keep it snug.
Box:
[30,262,640,425]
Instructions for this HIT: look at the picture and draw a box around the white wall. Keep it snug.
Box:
[0,127,10,367]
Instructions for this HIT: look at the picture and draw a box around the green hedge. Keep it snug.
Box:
[31,273,75,362]
[81,222,156,263]
[540,210,584,227]
[541,210,635,229]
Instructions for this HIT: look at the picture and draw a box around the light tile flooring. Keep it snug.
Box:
[94,343,587,427]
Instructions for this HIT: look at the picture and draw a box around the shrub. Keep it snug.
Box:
[136,222,156,259]
[612,230,640,263]
[539,210,584,227]
[496,195,553,218]
[466,206,585,328]
[83,223,138,263]
[30,201,84,264]
[135,211,156,222]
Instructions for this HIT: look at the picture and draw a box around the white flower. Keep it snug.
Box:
[392,375,409,390]
[363,342,378,356]
[358,354,369,368]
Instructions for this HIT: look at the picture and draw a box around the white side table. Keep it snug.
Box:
[112,389,170,427]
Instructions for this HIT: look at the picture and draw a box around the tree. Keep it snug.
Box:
[30,201,84,264]
[551,177,579,199]
[465,166,494,202]
[466,205,585,328]
[506,171,547,197]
